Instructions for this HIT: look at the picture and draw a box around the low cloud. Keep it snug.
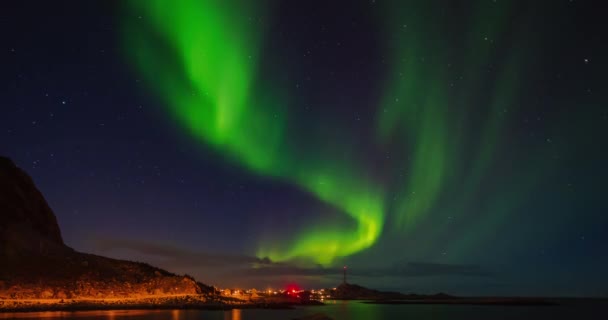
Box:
[94,238,493,281]
[94,238,274,268]
[235,262,493,278]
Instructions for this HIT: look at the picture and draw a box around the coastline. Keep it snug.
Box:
[0,295,323,313]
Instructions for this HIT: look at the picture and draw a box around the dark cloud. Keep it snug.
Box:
[94,238,274,268]
[235,262,493,278]
[94,238,493,282]
[389,262,493,277]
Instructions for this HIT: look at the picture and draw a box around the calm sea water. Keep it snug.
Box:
[1,300,606,320]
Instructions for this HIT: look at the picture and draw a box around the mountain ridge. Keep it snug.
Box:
[0,156,212,299]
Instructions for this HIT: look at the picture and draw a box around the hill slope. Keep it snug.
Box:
[0,156,211,299]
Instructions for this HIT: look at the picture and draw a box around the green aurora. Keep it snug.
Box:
[122,0,545,266]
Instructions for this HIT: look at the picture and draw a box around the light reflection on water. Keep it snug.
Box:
[0,300,606,320]
[226,309,241,320]
[0,310,166,319]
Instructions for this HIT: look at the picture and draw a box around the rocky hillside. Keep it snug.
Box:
[0,156,212,299]
[0,156,64,257]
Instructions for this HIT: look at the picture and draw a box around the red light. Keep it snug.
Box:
[286,283,301,294]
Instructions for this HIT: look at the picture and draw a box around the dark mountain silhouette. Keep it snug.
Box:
[0,156,212,299]
[0,156,64,256]
[331,283,405,300]
[331,282,454,300]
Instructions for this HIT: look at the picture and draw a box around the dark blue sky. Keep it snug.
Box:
[1,0,607,296]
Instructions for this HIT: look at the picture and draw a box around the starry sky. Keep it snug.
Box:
[1,0,607,296]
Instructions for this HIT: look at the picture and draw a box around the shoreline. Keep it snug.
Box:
[0,303,299,313]
[0,295,324,313]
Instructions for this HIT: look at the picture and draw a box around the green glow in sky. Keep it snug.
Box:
[123,0,384,265]
[123,0,541,266]
[374,0,542,260]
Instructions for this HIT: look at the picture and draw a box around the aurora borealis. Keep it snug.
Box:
[2,0,607,296]
[123,0,385,265]
[120,0,541,265]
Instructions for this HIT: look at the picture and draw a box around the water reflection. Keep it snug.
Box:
[0,310,164,319]
[0,301,589,320]
[224,308,242,320]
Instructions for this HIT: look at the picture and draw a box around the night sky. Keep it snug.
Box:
[1,0,607,296]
